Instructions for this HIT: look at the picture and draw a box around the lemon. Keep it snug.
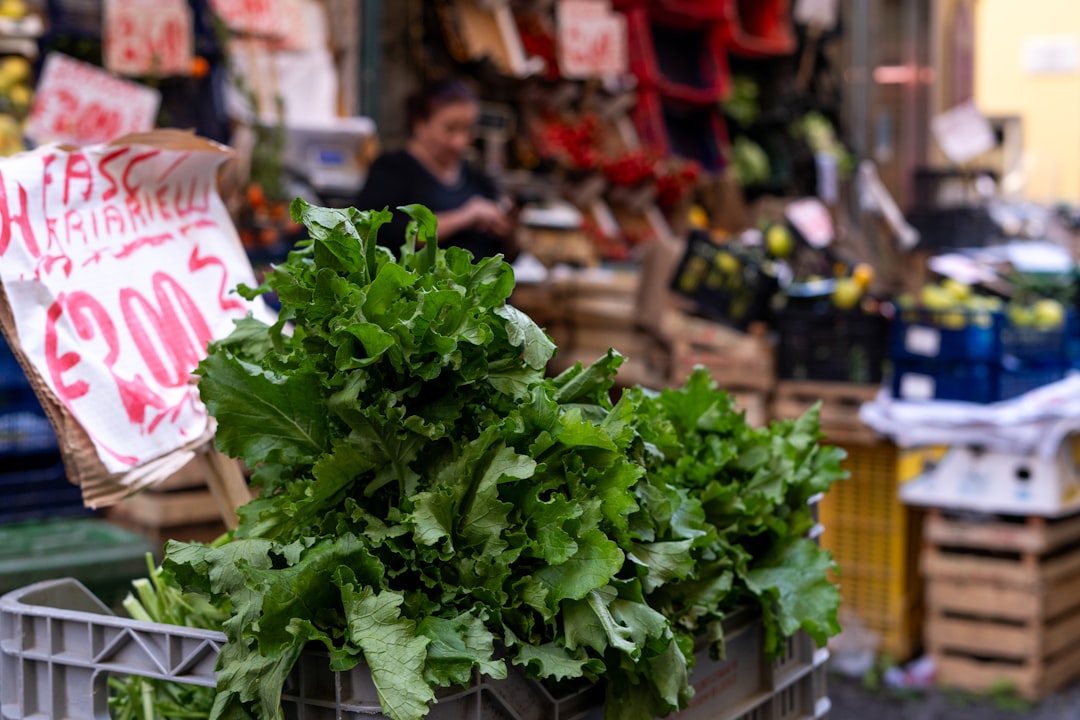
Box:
[715,251,741,275]
[765,224,794,258]
[832,277,862,310]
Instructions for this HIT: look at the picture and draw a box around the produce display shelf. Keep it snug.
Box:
[1,578,829,720]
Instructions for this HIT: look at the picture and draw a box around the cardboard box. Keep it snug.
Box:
[899,438,1080,517]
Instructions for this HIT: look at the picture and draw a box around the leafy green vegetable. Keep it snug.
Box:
[163,199,846,720]
[109,553,229,720]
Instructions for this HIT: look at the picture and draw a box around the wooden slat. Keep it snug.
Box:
[1046,571,1080,618]
[925,512,1080,555]
[672,351,774,394]
[933,636,1080,701]
[922,547,1034,586]
[926,578,1039,622]
[108,488,220,527]
[771,381,881,445]
[922,545,1040,587]
[933,655,1038,700]
[927,614,1035,659]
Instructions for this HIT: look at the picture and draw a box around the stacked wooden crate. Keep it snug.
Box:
[772,381,879,446]
[545,269,668,391]
[666,313,774,427]
[104,458,229,546]
[923,509,1080,700]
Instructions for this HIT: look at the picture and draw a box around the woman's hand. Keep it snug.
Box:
[463,196,513,237]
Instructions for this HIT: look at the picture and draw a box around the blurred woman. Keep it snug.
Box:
[357,78,515,258]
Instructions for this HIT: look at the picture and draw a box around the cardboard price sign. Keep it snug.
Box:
[209,0,286,38]
[0,130,269,506]
[26,54,161,148]
[104,0,194,78]
[556,0,628,78]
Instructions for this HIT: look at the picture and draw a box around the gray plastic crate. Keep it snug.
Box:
[0,579,602,720]
[670,609,830,720]
[1,579,829,720]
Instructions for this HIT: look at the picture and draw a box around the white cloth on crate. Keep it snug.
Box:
[859,373,1080,459]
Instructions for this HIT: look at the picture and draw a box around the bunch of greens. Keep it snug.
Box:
[110,553,229,720]
[161,199,843,720]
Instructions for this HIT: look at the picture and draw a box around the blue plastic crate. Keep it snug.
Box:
[1001,315,1074,364]
[0,409,58,457]
[892,359,1070,404]
[0,334,31,392]
[999,363,1070,401]
[0,456,90,525]
[889,308,1002,363]
[891,360,998,403]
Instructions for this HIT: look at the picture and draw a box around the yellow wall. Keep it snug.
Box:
[975,0,1080,201]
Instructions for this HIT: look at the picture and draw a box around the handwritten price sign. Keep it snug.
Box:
[0,131,267,479]
[209,0,286,38]
[556,0,628,78]
[26,54,161,148]
[104,0,194,77]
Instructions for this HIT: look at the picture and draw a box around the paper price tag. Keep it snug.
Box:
[104,0,193,77]
[557,0,628,78]
[905,326,942,357]
[785,197,833,249]
[900,373,936,401]
[0,131,268,474]
[931,101,996,165]
[26,53,161,147]
[209,0,286,38]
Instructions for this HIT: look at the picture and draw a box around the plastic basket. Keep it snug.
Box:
[890,359,997,404]
[776,304,889,384]
[907,207,1002,251]
[652,0,732,22]
[998,362,1070,401]
[911,167,999,211]
[891,359,1069,404]
[0,520,153,604]
[1,578,829,720]
[1001,317,1074,364]
[889,308,1002,363]
[723,0,796,58]
[634,90,730,172]
[625,7,732,104]
[0,456,89,526]
[817,442,922,662]
[669,231,778,331]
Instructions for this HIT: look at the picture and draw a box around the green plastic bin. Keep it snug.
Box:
[0,517,157,607]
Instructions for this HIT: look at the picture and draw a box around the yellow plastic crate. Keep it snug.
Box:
[819,442,923,662]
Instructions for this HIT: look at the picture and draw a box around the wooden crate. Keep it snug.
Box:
[104,459,228,546]
[772,381,880,445]
[666,312,774,393]
[923,509,1080,700]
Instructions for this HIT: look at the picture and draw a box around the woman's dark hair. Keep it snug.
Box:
[405,78,478,134]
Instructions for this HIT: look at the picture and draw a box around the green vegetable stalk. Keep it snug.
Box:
[158,199,844,720]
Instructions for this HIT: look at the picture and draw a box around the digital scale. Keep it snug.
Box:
[282,116,378,199]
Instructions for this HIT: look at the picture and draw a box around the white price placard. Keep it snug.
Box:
[26,53,161,147]
[556,0,628,79]
[931,101,996,165]
[104,0,194,77]
[0,131,268,475]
